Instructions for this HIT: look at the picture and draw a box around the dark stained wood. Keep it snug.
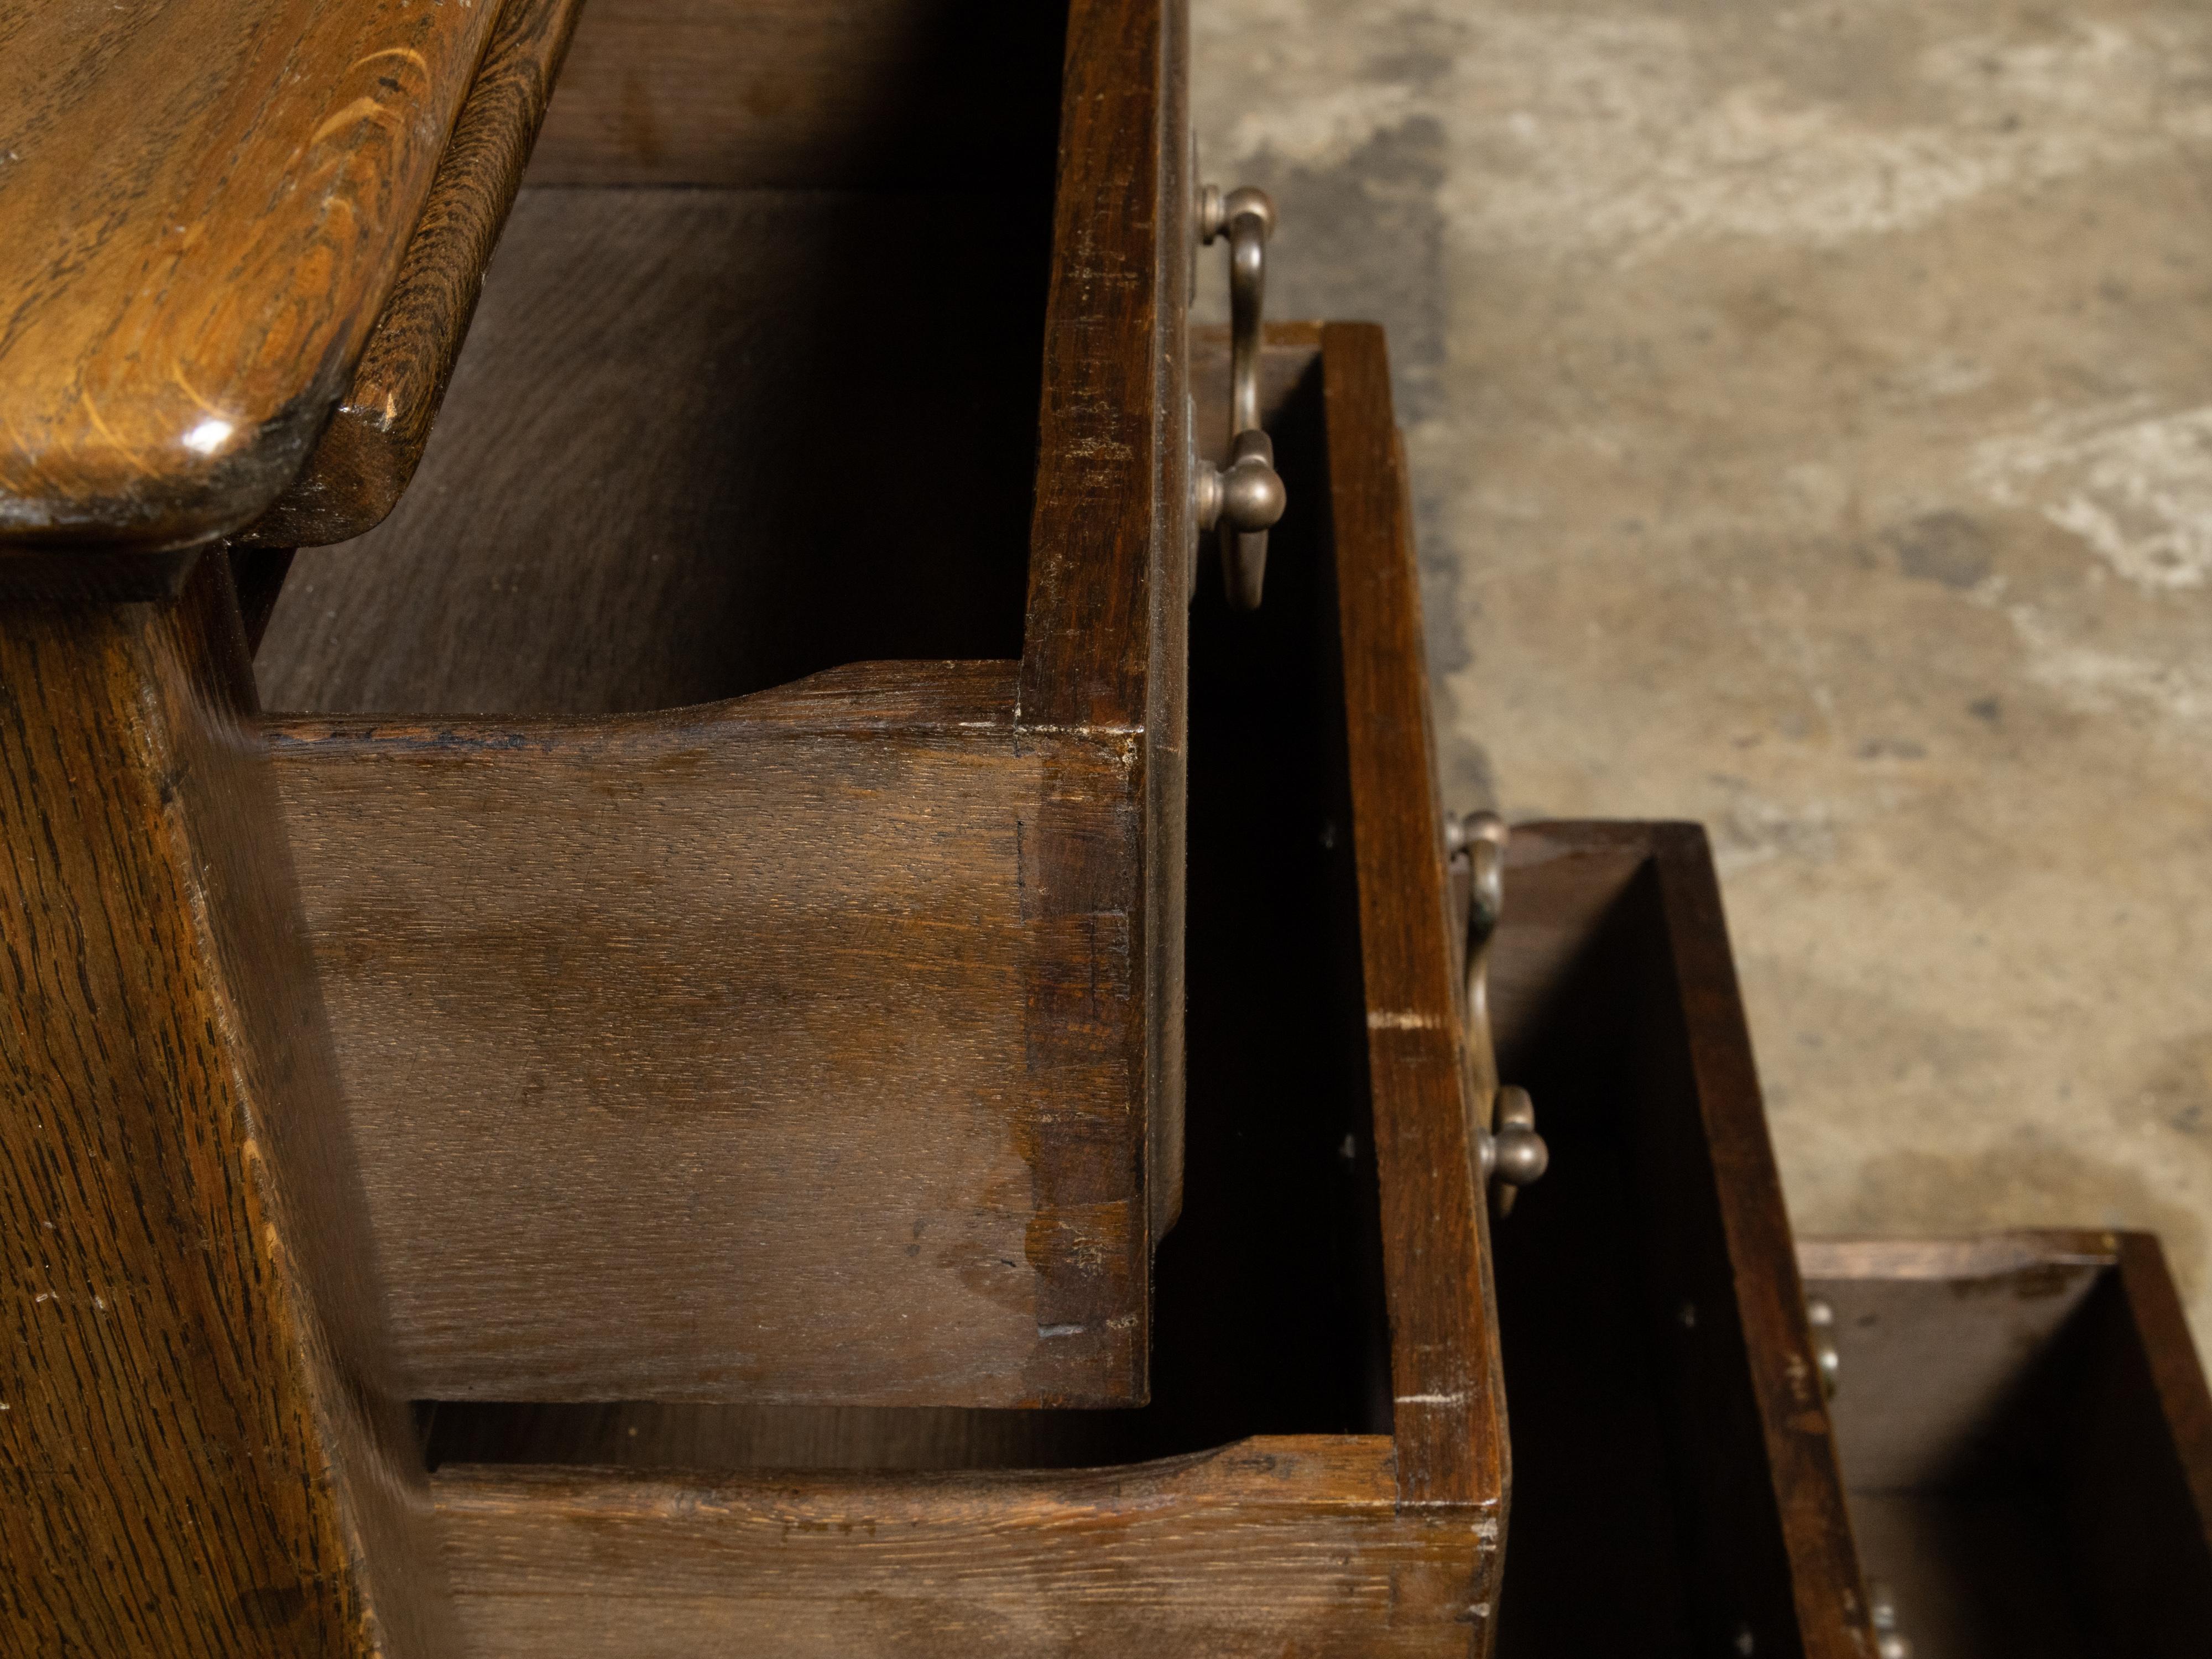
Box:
[1017,0,1186,1237]
[1843,1491,2085,1659]
[0,0,499,550]
[419,823,1900,1643]
[434,1439,1493,1658]
[1479,824,1650,1053]
[259,331,1375,1415]
[416,330,1504,1646]
[524,0,1069,189]
[1644,828,1872,1657]
[2116,1237,2212,1545]
[1145,0,1195,1239]
[1802,1232,2212,1657]
[0,557,453,1653]
[1796,1233,2114,1490]
[1318,324,1506,1522]
[1485,821,1871,1659]
[267,662,1143,1406]
[255,185,1045,714]
[2075,1233,2212,1655]
[2120,1234,2212,1501]
[1019,0,1170,735]
[419,345,1399,1454]
[250,3,1186,1407]
[230,547,298,654]
[411,327,1412,1462]
[238,0,588,551]
[1014,726,1152,1388]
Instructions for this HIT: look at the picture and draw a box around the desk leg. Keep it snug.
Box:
[0,552,453,1656]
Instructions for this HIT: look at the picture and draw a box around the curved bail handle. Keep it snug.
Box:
[1194,186,1287,609]
[1447,811,1550,1218]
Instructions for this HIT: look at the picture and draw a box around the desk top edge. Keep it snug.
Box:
[0,0,500,551]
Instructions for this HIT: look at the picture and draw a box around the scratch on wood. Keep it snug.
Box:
[1368,1009,1446,1030]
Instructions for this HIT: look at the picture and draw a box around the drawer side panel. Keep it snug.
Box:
[270,665,1145,1406]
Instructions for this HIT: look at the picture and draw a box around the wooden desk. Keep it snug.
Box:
[0,0,500,549]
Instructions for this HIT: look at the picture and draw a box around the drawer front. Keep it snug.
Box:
[1024,0,1195,1239]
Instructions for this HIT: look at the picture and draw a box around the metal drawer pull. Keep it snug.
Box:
[1869,1580,1913,1659]
[1485,1086,1549,1196]
[1807,1296,1840,1398]
[1194,184,1286,609]
[1447,811,1550,1214]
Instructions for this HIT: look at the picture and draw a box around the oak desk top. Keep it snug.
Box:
[0,0,498,551]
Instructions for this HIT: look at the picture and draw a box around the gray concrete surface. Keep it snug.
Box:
[1194,0,2212,1360]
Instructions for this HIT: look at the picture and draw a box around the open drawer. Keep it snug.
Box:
[247,0,1195,1409]
[1801,1232,2212,1657]
[383,325,1853,1654]
[1481,859,2212,1652]
[409,321,1501,1654]
[1481,823,1874,1658]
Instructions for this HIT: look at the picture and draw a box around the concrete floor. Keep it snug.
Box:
[1194,0,2212,1361]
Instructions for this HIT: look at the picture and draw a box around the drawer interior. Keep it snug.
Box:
[419,343,1394,1470]
[255,0,1067,717]
[1803,1238,2212,1658]
[1483,829,1854,1656]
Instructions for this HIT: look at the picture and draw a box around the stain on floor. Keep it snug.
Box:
[1197,0,2212,1360]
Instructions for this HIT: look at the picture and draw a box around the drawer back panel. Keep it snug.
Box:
[258,2,1078,719]
[526,0,1067,190]
[255,185,1046,716]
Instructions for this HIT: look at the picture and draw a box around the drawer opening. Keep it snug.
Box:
[1485,841,1812,1656]
[255,0,1067,717]
[416,352,1397,1472]
[1803,1238,2212,1656]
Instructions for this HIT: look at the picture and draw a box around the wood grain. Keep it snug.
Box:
[303,322,1494,1649]
[0,0,498,549]
[249,1,1182,1406]
[255,185,1044,714]
[2073,1234,2212,1654]
[0,557,453,1653]
[2115,1232,2212,1572]
[1318,325,1506,1526]
[238,0,587,551]
[422,1401,1161,1474]
[1020,0,1169,734]
[524,0,1068,189]
[268,663,1145,1406]
[433,1438,1495,1658]
[1018,0,1186,1238]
